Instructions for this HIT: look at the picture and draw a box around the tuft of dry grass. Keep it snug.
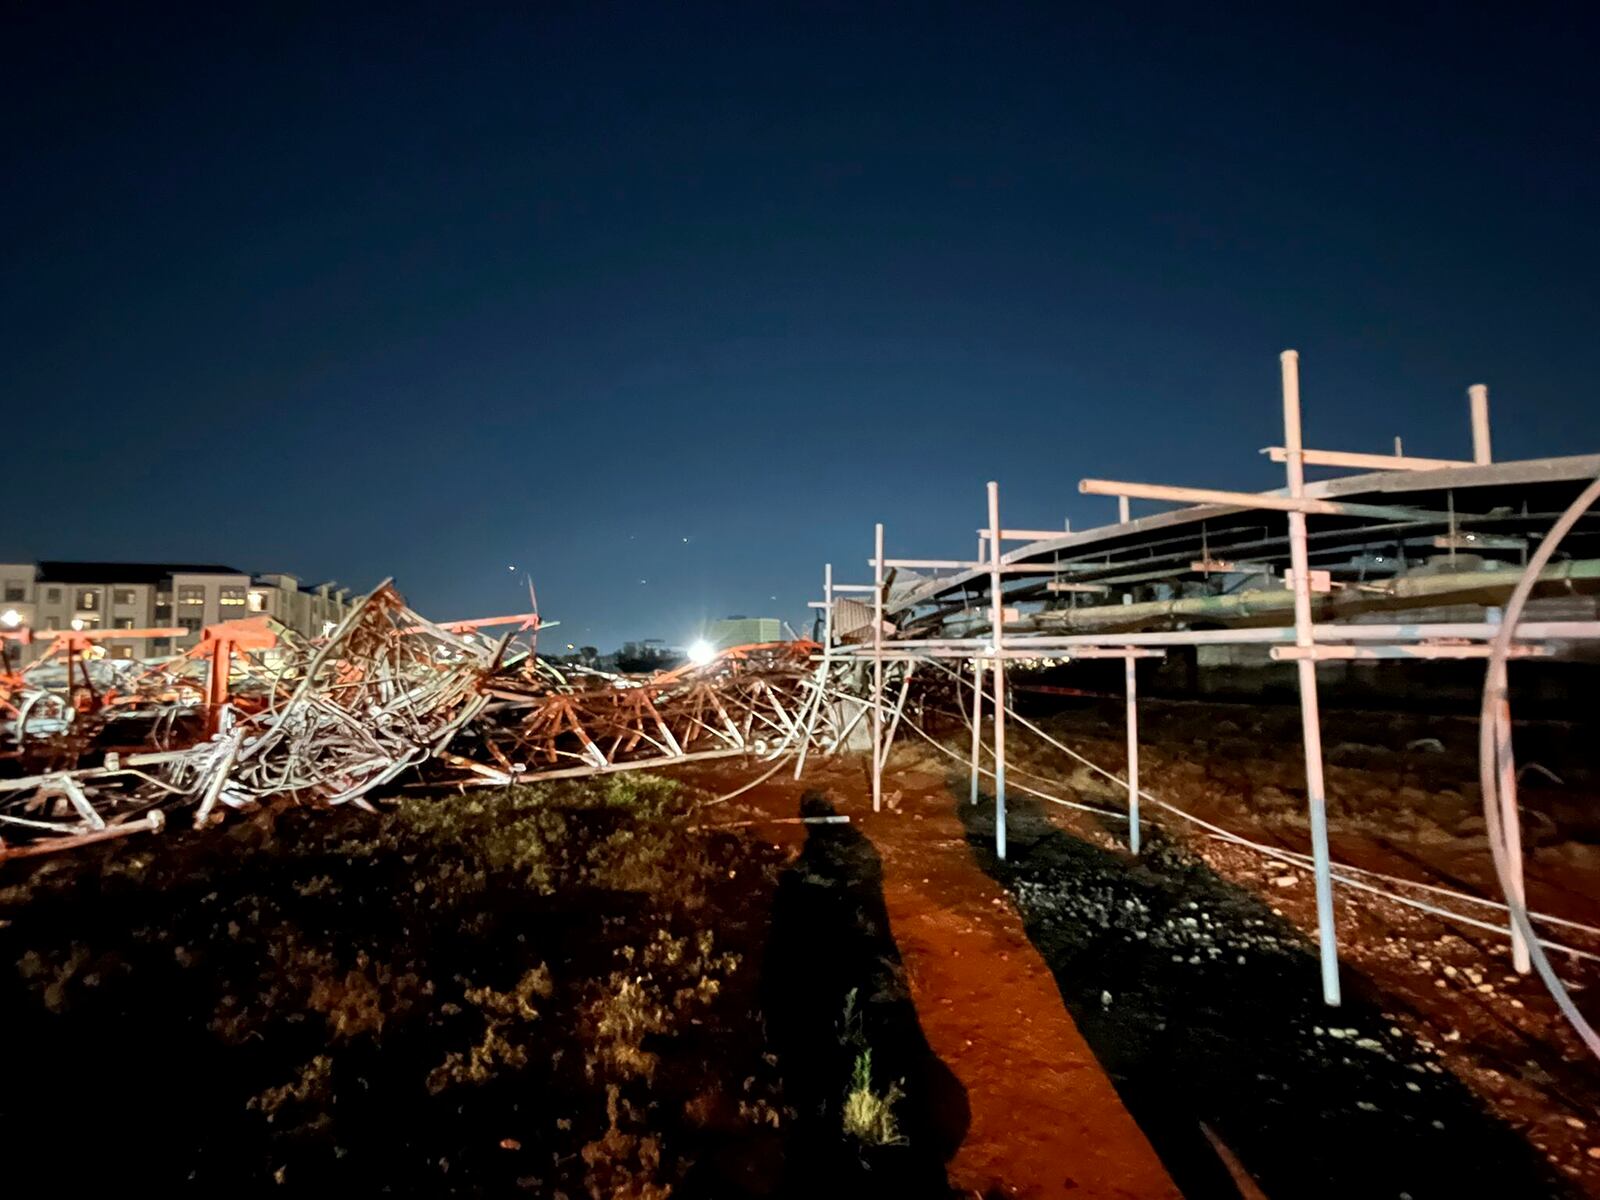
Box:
[841,1048,905,1146]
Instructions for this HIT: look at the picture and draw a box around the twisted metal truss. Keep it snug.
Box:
[0,590,850,861]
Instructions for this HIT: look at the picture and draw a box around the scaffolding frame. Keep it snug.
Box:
[817,350,1600,1008]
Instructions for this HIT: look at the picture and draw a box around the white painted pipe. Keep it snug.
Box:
[872,524,884,813]
[1125,652,1140,855]
[969,656,984,806]
[1469,383,1492,465]
[988,481,1007,859]
[1282,348,1342,1007]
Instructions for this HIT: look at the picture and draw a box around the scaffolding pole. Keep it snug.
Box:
[1282,348,1342,1007]
[793,562,833,780]
[988,481,1008,859]
[1470,383,1492,464]
[1491,650,1532,973]
[969,655,985,806]
[872,523,884,813]
[1125,650,1140,855]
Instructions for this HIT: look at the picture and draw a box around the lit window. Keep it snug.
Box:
[76,589,99,611]
[219,586,247,607]
[179,586,205,607]
[248,590,267,612]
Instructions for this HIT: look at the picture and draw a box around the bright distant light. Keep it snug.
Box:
[70,617,86,631]
[687,639,715,667]
[0,609,20,628]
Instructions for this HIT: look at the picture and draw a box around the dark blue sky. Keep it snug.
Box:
[6,3,1598,648]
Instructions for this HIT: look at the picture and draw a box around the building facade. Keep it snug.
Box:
[705,616,783,648]
[0,561,356,661]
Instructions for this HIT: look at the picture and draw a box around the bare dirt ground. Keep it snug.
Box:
[3,698,1594,1198]
[690,728,1591,1199]
[977,693,1600,1196]
[682,756,1181,1199]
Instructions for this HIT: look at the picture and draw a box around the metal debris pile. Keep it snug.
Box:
[0,584,843,861]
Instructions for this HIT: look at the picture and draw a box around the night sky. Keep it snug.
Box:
[7,4,1599,649]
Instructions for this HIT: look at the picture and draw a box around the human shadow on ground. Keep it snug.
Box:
[760,792,970,1197]
[957,792,1574,1200]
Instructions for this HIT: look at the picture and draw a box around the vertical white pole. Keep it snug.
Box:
[1118,495,1131,525]
[1490,650,1531,973]
[872,523,884,813]
[1282,349,1342,1007]
[987,482,1007,859]
[1469,384,1492,465]
[1125,651,1140,855]
[824,562,834,651]
[969,656,985,805]
[793,562,833,780]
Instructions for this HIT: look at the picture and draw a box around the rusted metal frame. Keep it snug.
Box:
[607,695,658,756]
[0,810,166,861]
[759,679,799,737]
[584,692,676,760]
[705,688,747,749]
[661,691,738,752]
[731,679,795,742]
[640,690,684,757]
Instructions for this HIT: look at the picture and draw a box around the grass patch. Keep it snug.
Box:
[842,1048,906,1146]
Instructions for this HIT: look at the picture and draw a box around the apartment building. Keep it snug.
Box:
[0,561,356,661]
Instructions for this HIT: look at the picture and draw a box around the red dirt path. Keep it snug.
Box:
[682,757,1180,1199]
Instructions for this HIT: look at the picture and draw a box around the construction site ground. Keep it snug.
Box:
[2,695,1598,1197]
[678,721,1599,1200]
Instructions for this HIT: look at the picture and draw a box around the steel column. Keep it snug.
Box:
[1282,349,1342,1006]
[1470,383,1492,465]
[793,562,832,780]
[988,481,1007,859]
[969,656,984,805]
[872,523,884,813]
[1491,654,1531,973]
[1125,650,1140,855]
